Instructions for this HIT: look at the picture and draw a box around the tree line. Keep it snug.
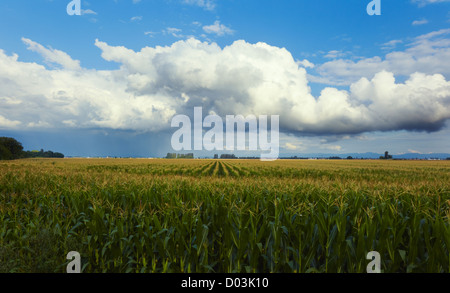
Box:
[166,153,194,159]
[0,137,64,160]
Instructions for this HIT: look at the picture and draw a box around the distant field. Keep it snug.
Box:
[1,158,449,273]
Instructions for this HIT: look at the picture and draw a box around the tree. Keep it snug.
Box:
[0,137,24,160]
[166,153,177,159]
[220,154,236,159]
[0,144,12,160]
[0,137,65,160]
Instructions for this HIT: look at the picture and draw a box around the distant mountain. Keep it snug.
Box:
[392,153,450,160]
[280,152,450,160]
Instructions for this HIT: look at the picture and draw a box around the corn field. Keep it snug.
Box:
[0,158,449,273]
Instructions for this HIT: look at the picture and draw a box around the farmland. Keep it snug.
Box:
[0,158,449,273]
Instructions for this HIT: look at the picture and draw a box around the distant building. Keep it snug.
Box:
[383,151,393,160]
[220,154,236,159]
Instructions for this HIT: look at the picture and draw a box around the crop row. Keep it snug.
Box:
[0,159,449,273]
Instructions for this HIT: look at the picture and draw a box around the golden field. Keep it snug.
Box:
[1,158,449,272]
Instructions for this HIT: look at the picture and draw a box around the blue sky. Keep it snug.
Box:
[0,0,450,157]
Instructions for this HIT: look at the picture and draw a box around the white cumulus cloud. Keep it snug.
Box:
[313,29,450,86]
[183,0,215,11]
[0,37,449,137]
[203,21,234,36]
